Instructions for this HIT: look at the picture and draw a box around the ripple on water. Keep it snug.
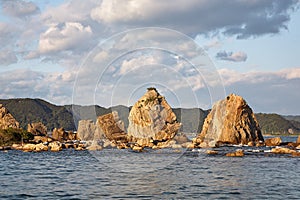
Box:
[1,147,300,199]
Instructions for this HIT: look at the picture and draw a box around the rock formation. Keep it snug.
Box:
[127,88,181,147]
[27,122,47,136]
[193,94,264,147]
[77,120,96,141]
[0,104,19,129]
[52,127,76,141]
[97,111,127,143]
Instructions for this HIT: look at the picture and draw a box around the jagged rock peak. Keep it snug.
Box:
[0,104,20,129]
[193,94,264,147]
[127,87,181,147]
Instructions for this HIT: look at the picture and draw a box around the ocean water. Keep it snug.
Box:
[0,136,299,199]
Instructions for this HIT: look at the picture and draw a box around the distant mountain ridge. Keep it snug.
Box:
[0,98,299,135]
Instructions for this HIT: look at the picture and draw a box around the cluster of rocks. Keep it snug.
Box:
[75,88,191,151]
[1,88,300,157]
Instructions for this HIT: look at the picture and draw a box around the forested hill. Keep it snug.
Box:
[0,98,299,135]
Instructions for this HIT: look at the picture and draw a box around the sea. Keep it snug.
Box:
[1,136,299,199]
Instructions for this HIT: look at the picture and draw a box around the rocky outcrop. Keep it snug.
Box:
[77,120,96,141]
[265,137,282,146]
[193,94,264,148]
[52,128,77,142]
[127,88,181,147]
[0,104,19,129]
[97,111,127,143]
[27,122,47,136]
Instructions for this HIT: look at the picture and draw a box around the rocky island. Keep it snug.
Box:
[1,89,300,157]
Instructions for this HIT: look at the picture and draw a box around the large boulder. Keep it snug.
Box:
[97,111,127,143]
[77,120,95,141]
[52,127,75,142]
[0,104,19,129]
[27,122,47,136]
[127,88,181,147]
[193,94,264,147]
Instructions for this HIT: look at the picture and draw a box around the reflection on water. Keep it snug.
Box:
[0,136,300,199]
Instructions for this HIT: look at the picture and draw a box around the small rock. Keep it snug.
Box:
[186,143,195,149]
[49,141,62,152]
[291,151,300,157]
[247,141,255,147]
[132,146,143,152]
[226,150,244,157]
[271,147,296,154]
[265,137,282,147]
[22,144,36,152]
[206,150,218,155]
[35,143,48,152]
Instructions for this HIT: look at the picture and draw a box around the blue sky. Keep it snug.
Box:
[0,0,300,115]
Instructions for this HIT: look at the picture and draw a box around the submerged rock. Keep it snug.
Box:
[193,94,264,148]
[0,104,19,129]
[127,88,181,147]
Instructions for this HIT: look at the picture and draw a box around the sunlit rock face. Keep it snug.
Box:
[0,104,19,129]
[96,111,127,143]
[127,88,181,147]
[193,94,264,147]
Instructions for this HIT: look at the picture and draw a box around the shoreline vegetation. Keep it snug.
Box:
[1,88,300,157]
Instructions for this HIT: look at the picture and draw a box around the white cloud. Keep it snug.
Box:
[39,22,93,54]
[1,0,40,18]
[278,67,300,79]
[90,0,299,38]
[216,51,248,62]
[119,55,160,75]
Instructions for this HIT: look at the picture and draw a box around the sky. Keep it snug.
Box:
[0,0,300,115]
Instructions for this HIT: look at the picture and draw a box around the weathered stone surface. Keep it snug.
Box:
[226,150,244,157]
[22,143,36,152]
[193,94,264,148]
[27,122,47,136]
[206,150,218,155]
[77,120,95,140]
[127,88,181,147]
[173,133,190,144]
[35,143,48,152]
[265,137,282,147]
[0,104,19,129]
[271,147,296,154]
[52,128,76,142]
[49,141,62,152]
[97,112,127,143]
[33,136,52,143]
[86,142,103,151]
